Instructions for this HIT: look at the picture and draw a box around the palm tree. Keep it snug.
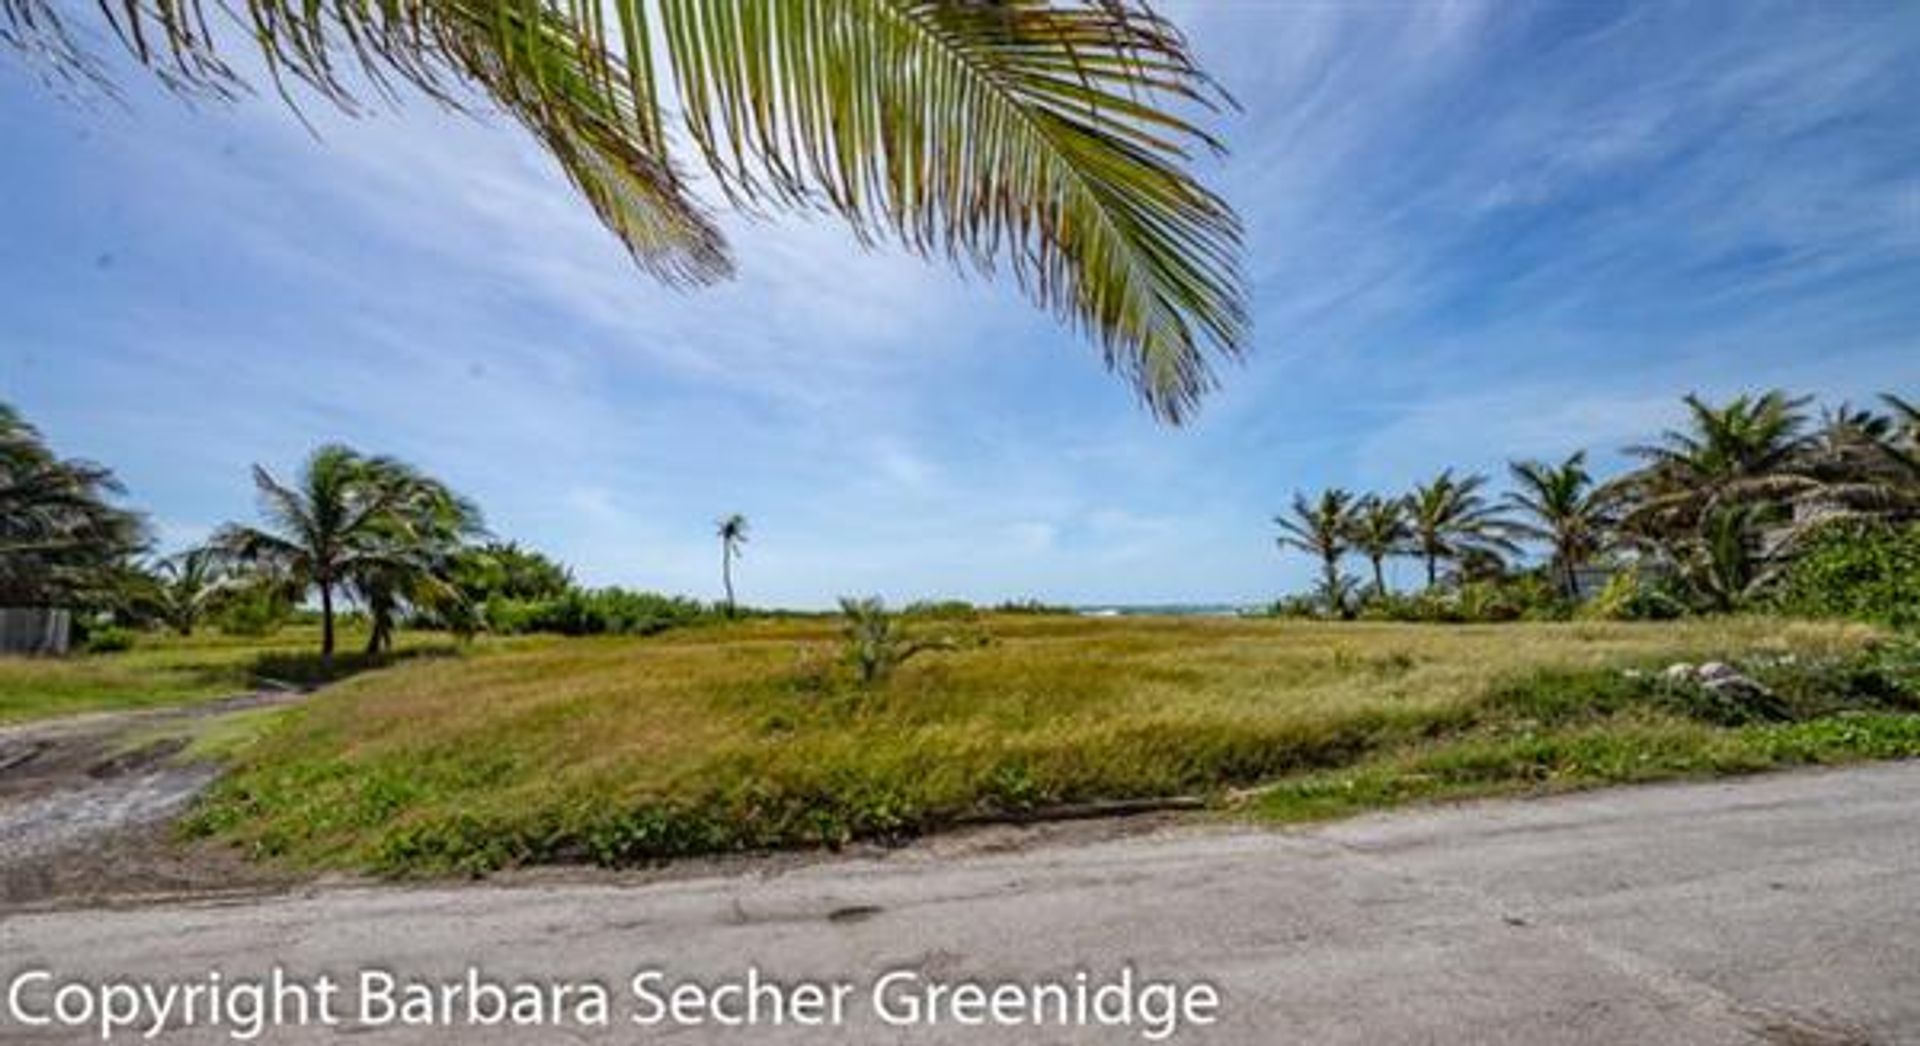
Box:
[716,514,748,617]
[9,2,1245,422]
[1276,489,1356,615]
[1618,391,1815,536]
[143,547,232,636]
[1405,471,1514,588]
[347,470,485,653]
[212,446,476,659]
[0,403,145,606]
[1504,452,1616,600]
[1345,495,1409,596]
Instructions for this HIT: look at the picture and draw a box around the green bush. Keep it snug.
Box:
[1581,570,1689,621]
[219,588,293,636]
[1772,521,1920,628]
[484,588,718,637]
[82,625,136,653]
[1349,574,1567,624]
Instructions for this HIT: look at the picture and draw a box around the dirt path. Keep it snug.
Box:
[0,693,309,906]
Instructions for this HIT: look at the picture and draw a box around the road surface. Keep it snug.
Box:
[5,762,1920,1044]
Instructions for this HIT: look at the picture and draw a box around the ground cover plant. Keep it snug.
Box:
[179,614,1911,875]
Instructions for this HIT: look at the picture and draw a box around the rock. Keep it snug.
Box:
[1662,663,1695,683]
[1697,661,1740,682]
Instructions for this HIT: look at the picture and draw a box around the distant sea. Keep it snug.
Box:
[1073,604,1257,618]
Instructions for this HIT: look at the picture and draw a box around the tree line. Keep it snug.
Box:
[0,404,758,658]
[1275,390,1919,620]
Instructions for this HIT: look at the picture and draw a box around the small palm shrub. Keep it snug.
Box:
[1581,570,1689,621]
[839,596,987,685]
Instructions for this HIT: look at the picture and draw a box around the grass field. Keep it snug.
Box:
[0,626,463,724]
[171,614,1920,874]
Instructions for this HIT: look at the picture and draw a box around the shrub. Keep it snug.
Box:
[82,625,136,653]
[484,588,717,637]
[992,598,1076,615]
[218,588,293,636]
[839,596,988,685]
[1771,521,1920,628]
[1580,570,1689,621]
[903,599,980,621]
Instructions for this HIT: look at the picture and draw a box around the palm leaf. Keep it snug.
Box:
[7,0,1246,421]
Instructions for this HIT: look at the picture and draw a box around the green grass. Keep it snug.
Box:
[0,626,464,724]
[176,614,1920,875]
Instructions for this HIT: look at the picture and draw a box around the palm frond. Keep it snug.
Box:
[8,0,1247,421]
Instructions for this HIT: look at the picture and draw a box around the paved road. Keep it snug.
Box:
[5,763,1920,1044]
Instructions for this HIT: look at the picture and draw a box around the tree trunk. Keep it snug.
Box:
[1370,555,1386,594]
[319,582,335,661]
[1425,552,1438,589]
[721,546,735,618]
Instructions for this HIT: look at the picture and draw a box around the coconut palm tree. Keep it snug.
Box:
[212,446,477,659]
[7,2,1245,422]
[1504,452,1616,600]
[1276,489,1357,615]
[347,470,485,653]
[716,514,748,617]
[0,403,145,606]
[1346,495,1409,596]
[141,547,233,636]
[1617,391,1816,536]
[1405,471,1514,589]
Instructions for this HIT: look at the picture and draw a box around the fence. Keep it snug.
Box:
[0,607,72,655]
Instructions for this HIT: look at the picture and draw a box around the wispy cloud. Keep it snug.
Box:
[3,1,1917,604]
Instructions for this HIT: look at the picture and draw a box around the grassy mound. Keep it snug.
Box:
[176,615,1918,875]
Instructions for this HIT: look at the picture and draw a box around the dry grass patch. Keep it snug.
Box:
[178,614,1909,874]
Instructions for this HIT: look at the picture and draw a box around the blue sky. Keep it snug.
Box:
[3,1,1917,607]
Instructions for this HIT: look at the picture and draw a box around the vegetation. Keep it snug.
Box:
[1772,522,1920,629]
[7,1,1245,421]
[0,403,145,608]
[211,446,482,660]
[181,615,1902,874]
[0,625,460,723]
[1274,490,1358,616]
[1405,470,1515,589]
[482,587,718,637]
[836,596,986,684]
[1273,389,1920,625]
[716,514,748,619]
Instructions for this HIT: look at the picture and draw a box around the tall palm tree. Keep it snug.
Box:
[1504,452,1616,600]
[0,403,145,606]
[716,514,748,617]
[1405,471,1514,589]
[1618,390,1815,536]
[1276,489,1356,614]
[1345,495,1409,596]
[7,2,1245,422]
[212,446,475,659]
[348,470,485,653]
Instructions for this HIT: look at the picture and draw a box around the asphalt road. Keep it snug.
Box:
[5,762,1920,1044]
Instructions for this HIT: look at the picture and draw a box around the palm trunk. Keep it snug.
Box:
[319,582,335,661]
[1425,552,1438,589]
[721,546,735,617]
[1370,555,1386,594]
